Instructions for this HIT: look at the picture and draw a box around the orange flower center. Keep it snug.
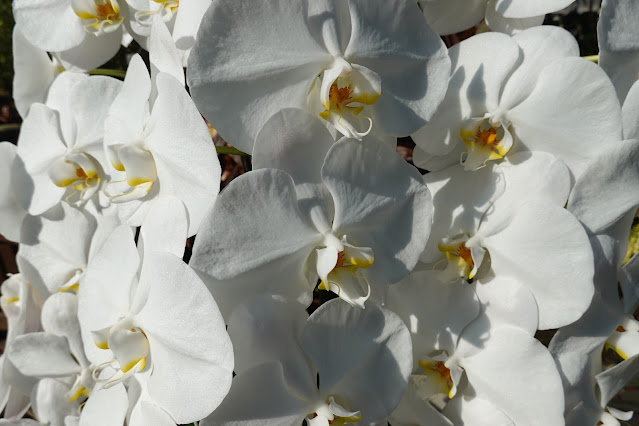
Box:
[96,2,118,20]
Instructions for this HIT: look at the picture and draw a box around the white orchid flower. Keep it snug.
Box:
[187,0,450,152]
[13,0,127,71]
[190,109,432,317]
[386,270,565,425]
[0,274,45,421]
[203,295,412,426]
[550,223,639,426]
[15,73,121,215]
[6,293,128,426]
[17,202,120,296]
[422,151,594,329]
[412,27,622,180]
[124,0,210,66]
[77,224,233,424]
[103,54,220,236]
[420,0,574,35]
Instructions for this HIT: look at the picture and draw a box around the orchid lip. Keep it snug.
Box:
[72,0,125,35]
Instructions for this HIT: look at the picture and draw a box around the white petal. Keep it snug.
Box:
[0,143,27,242]
[506,58,623,179]
[171,0,210,60]
[78,225,139,363]
[484,8,544,35]
[193,252,316,322]
[149,15,184,102]
[567,139,639,233]
[623,79,639,139]
[345,0,450,135]
[186,0,331,152]
[135,252,233,423]
[472,275,538,336]
[16,104,67,215]
[12,27,59,119]
[596,353,639,407]
[13,0,86,52]
[460,326,564,426]
[104,54,151,152]
[79,384,127,426]
[598,0,639,52]
[7,333,80,378]
[252,108,335,191]
[41,293,87,368]
[227,294,316,398]
[422,162,504,263]
[55,26,123,71]
[138,196,187,260]
[68,75,122,156]
[386,270,480,357]
[492,0,574,18]
[18,203,94,294]
[480,151,571,235]
[200,362,312,426]
[389,381,453,426]
[31,379,79,426]
[302,299,412,424]
[189,169,321,280]
[420,0,486,35]
[322,139,432,285]
[443,395,514,426]
[146,73,220,236]
[498,26,579,111]
[481,201,594,329]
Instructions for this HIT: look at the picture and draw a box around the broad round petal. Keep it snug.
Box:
[187,0,331,152]
[386,270,480,358]
[55,26,123,71]
[481,201,595,329]
[344,0,450,135]
[135,252,233,423]
[227,295,316,398]
[506,58,623,179]
[302,299,412,424]
[18,203,94,294]
[7,333,80,378]
[201,362,312,426]
[13,0,86,52]
[498,26,579,111]
[190,169,322,280]
[459,326,564,426]
[31,379,78,426]
[322,139,432,285]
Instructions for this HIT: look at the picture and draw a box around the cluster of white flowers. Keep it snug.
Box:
[1,0,639,425]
